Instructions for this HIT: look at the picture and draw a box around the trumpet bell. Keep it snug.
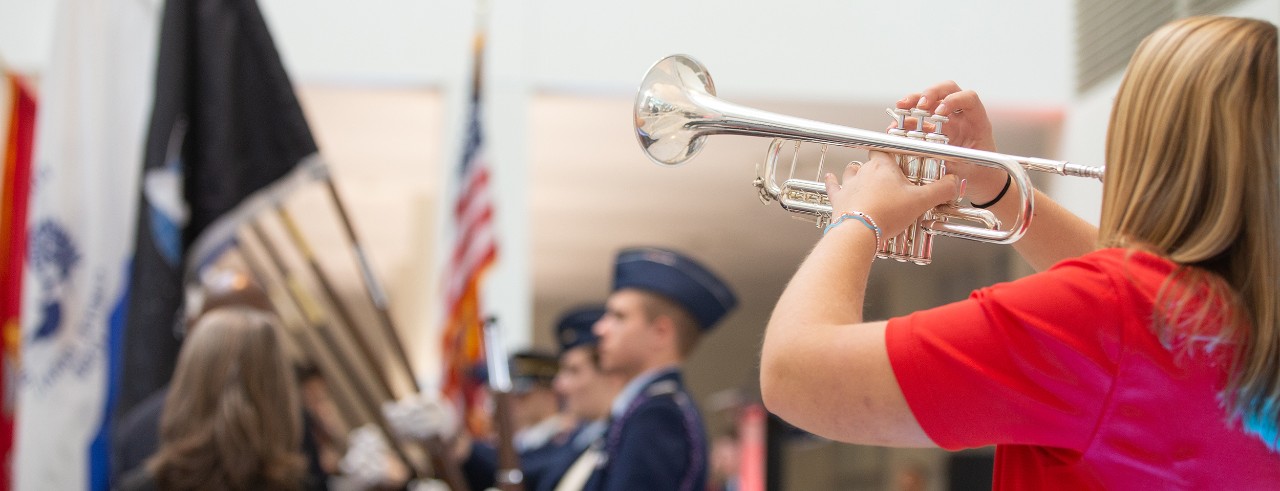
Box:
[634,54,717,166]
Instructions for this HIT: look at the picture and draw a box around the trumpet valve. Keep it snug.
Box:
[926,113,949,130]
[907,108,930,140]
[887,109,910,138]
[886,108,908,132]
[925,114,950,144]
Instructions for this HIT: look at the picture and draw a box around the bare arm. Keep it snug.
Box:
[760,154,953,448]
[760,226,934,447]
[761,82,1098,448]
[995,187,1098,272]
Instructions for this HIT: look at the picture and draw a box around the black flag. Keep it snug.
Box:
[118,0,318,417]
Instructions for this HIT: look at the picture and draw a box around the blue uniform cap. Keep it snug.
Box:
[556,305,606,354]
[612,247,737,331]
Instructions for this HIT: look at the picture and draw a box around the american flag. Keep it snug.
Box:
[440,33,498,437]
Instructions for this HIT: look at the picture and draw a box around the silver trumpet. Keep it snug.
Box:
[633,54,1104,265]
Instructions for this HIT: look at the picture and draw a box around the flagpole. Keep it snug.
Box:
[273,201,473,488]
[483,317,525,491]
[314,179,419,387]
[243,221,428,481]
[472,0,489,99]
[274,202,402,398]
[237,231,363,438]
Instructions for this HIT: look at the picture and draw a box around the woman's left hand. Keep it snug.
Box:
[823,151,962,239]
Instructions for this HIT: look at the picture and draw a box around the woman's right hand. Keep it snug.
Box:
[825,151,961,241]
[895,81,1008,205]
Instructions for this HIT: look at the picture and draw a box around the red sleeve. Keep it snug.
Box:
[885,255,1128,451]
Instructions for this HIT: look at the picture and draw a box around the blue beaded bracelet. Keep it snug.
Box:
[823,211,882,247]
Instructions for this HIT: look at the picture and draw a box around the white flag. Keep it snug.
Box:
[15,0,158,489]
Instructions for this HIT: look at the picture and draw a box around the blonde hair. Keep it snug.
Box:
[1099,16,1280,448]
[148,307,306,490]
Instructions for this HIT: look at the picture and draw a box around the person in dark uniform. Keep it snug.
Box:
[535,306,625,490]
[440,306,623,491]
[454,350,571,490]
[584,246,737,491]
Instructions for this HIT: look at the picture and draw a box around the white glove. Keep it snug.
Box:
[382,393,458,442]
[407,479,451,491]
[339,424,394,488]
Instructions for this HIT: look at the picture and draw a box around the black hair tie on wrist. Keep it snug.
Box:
[972,175,1012,209]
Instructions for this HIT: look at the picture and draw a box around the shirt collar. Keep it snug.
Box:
[572,419,608,450]
[514,414,567,452]
[610,365,679,419]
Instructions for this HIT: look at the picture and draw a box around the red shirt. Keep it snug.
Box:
[886,248,1280,489]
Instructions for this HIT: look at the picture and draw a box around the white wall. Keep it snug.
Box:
[1,1,1077,102]
[0,0,58,74]
[1054,0,1280,225]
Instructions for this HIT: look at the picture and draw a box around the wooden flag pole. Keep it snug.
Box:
[275,201,473,488]
[238,231,363,439]
[316,179,419,387]
[274,202,402,398]
[244,222,428,482]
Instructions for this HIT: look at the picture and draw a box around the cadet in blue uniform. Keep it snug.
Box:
[462,350,571,490]
[473,307,623,491]
[382,319,606,490]
[585,247,738,491]
[537,306,626,490]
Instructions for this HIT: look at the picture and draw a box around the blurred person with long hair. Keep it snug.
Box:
[119,307,308,490]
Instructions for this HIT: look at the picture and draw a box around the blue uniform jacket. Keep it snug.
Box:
[465,420,591,491]
[583,370,707,491]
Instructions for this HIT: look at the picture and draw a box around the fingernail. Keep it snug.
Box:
[935,103,948,115]
[958,178,968,200]
[917,96,927,107]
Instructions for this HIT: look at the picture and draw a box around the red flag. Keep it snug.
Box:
[440,32,498,437]
[1,73,37,491]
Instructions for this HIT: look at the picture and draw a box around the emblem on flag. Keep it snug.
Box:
[27,219,79,341]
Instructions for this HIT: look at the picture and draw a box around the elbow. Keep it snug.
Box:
[760,312,812,422]
[759,313,822,424]
[759,376,787,421]
[759,341,793,421]
[759,356,778,412]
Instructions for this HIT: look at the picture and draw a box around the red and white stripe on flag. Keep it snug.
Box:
[440,95,498,437]
[443,161,496,311]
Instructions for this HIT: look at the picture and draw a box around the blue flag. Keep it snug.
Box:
[16,1,159,489]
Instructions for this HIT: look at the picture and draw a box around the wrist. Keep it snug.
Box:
[971,174,1011,209]
[824,212,882,255]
